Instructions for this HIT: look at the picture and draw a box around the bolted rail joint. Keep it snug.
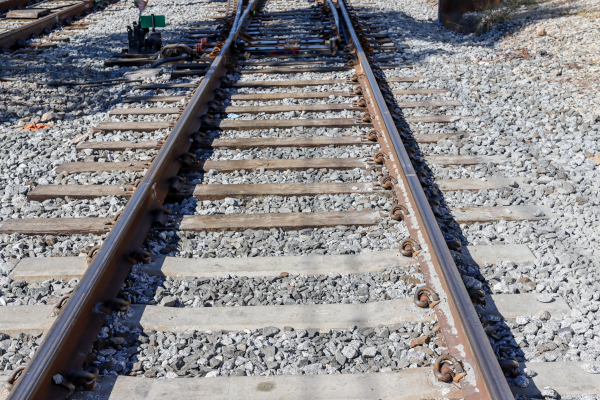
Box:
[434,355,467,383]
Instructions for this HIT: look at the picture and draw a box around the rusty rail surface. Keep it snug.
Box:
[338,1,513,399]
[0,0,94,48]
[6,0,253,398]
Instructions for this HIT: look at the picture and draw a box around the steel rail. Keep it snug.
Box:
[6,0,259,398]
[336,1,513,399]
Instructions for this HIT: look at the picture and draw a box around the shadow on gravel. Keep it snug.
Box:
[352,4,586,63]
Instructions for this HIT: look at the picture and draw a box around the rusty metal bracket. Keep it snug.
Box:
[373,151,386,164]
[2,366,26,394]
[389,203,408,221]
[86,245,101,265]
[446,239,462,252]
[364,130,379,142]
[214,88,227,100]
[178,152,197,167]
[100,298,131,315]
[346,73,359,83]
[55,367,99,392]
[434,355,467,383]
[108,211,123,226]
[153,206,172,227]
[357,113,373,123]
[414,286,441,309]
[126,249,152,265]
[380,175,397,190]
[468,289,486,306]
[499,359,520,378]
[400,238,421,257]
[169,176,186,193]
[352,98,368,108]
[51,295,71,317]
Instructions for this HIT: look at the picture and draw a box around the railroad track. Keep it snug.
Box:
[0,0,597,399]
[0,0,102,50]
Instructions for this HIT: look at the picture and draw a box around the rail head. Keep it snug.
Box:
[336,1,513,399]
[6,0,260,399]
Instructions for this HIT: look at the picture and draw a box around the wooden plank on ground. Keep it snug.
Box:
[436,177,528,191]
[178,210,381,231]
[9,244,534,283]
[108,108,182,115]
[194,136,372,149]
[28,184,134,201]
[386,76,427,82]
[426,155,506,165]
[134,83,198,90]
[75,133,472,152]
[68,370,462,400]
[10,248,413,282]
[0,299,433,336]
[123,96,186,103]
[66,364,600,399]
[239,59,345,66]
[141,249,411,278]
[481,293,570,320]
[0,305,54,336]
[404,115,474,123]
[462,244,535,266]
[91,122,174,133]
[76,140,162,151]
[230,91,354,100]
[222,103,362,114]
[396,100,462,108]
[199,158,370,172]
[393,89,450,95]
[124,299,432,331]
[0,294,569,337]
[216,118,370,130]
[233,79,353,88]
[451,205,557,222]
[512,362,600,397]
[0,218,112,235]
[54,158,369,174]
[239,66,349,74]
[27,182,376,201]
[55,161,149,174]
[413,132,471,143]
[191,182,376,199]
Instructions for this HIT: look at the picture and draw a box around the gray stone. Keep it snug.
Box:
[361,346,378,358]
[160,296,177,307]
[342,346,358,359]
[263,326,280,338]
